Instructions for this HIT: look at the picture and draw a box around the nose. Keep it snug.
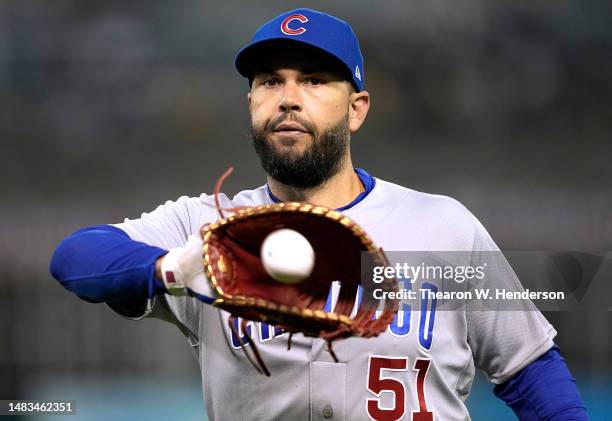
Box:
[279,82,302,113]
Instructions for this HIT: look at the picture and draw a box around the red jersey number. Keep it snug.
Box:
[366,356,434,421]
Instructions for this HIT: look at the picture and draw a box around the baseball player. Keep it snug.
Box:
[50,8,587,421]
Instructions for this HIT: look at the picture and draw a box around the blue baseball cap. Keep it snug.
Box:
[235,8,364,91]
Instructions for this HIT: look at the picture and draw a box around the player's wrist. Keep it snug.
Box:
[160,246,189,296]
[160,235,217,300]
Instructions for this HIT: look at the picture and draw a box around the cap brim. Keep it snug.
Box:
[234,38,355,89]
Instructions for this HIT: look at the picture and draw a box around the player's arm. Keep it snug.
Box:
[49,224,169,303]
[50,223,216,303]
[50,195,219,308]
[494,345,588,420]
[464,215,588,419]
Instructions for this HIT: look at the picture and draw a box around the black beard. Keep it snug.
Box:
[251,114,350,189]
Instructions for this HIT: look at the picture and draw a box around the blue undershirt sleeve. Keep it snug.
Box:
[493,345,588,420]
[49,224,168,303]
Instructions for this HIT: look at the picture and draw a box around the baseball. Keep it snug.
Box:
[260,228,315,284]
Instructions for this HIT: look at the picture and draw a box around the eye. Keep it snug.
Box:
[305,77,325,86]
[260,77,280,88]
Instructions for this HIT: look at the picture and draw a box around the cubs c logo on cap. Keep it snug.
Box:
[280,14,309,35]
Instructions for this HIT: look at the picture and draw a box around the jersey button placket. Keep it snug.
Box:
[310,361,346,420]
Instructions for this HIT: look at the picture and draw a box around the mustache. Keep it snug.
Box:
[264,113,317,136]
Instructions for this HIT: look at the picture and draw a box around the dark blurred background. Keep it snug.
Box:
[1,1,611,419]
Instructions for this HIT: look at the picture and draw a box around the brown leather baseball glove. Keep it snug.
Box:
[200,169,399,375]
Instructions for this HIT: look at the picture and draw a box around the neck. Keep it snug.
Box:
[267,157,363,209]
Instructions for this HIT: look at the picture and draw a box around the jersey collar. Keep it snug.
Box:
[266,168,376,212]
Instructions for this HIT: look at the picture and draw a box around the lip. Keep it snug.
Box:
[273,122,308,133]
[272,130,308,139]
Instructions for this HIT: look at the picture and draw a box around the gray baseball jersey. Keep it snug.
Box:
[111,176,556,421]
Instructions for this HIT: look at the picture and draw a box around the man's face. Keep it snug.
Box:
[248,45,359,188]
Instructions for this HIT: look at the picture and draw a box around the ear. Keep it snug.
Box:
[348,90,370,133]
[248,92,252,109]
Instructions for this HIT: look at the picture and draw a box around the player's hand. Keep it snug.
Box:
[159,234,216,302]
